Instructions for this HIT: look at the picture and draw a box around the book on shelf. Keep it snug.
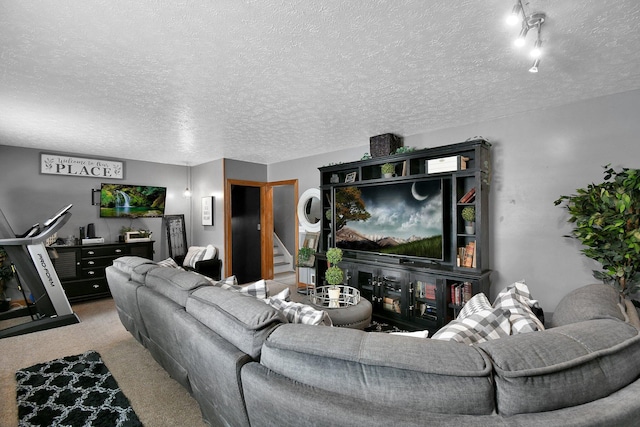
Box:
[462,241,475,268]
[459,187,476,203]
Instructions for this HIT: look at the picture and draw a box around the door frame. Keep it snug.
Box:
[224,178,298,281]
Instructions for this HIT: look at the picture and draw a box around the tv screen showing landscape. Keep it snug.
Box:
[334,179,443,260]
[100,184,166,218]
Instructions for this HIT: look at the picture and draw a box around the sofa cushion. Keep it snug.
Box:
[493,280,544,333]
[111,256,160,283]
[157,257,184,269]
[212,276,269,299]
[457,292,492,319]
[260,324,495,415]
[145,266,211,306]
[551,283,625,327]
[431,307,511,344]
[187,286,285,358]
[478,318,640,416]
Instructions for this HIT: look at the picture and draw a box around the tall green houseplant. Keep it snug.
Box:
[555,165,640,296]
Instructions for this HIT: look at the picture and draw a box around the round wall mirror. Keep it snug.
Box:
[297,188,322,232]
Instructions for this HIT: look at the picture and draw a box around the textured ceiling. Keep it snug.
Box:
[1,1,640,165]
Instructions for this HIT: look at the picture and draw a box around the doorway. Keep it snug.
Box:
[224,179,298,284]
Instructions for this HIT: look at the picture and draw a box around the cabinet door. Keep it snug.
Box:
[52,247,81,280]
[410,274,444,329]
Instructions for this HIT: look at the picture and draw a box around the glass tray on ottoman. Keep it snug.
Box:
[309,285,360,308]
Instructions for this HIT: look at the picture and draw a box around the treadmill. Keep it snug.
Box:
[0,204,80,338]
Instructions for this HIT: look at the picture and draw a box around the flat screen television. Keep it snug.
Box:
[100,183,166,218]
[334,178,444,261]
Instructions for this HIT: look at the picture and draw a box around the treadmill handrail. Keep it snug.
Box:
[0,212,71,246]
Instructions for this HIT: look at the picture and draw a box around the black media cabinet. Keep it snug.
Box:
[52,241,154,302]
[317,139,491,332]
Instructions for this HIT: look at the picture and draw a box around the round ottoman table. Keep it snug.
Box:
[306,286,373,330]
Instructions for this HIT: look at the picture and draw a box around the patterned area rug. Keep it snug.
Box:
[15,351,142,427]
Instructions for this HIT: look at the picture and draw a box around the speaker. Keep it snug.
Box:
[87,223,96,238]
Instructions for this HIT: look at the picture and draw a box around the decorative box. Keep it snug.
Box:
[369,133,403,158]
[426,155,468,174]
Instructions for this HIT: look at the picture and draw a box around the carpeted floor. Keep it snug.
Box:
[0,298,207,427]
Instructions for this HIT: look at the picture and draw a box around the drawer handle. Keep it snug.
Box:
[88,251,95,255]
[88,271,95,275]
[93,284,100,289]
[115,249,122,253]
[88,261,95,265]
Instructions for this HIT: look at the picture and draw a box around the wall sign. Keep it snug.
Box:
[40,153,124,179]
[202,196,214,226]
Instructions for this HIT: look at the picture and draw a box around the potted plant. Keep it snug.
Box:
[380,163,395,178]
[554,165,640,297]
[325,247,344,307]
[461,206,475,234]
[296,247,315,267]
[0,247,14,312]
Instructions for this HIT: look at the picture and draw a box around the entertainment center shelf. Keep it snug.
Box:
[317,139,491,331]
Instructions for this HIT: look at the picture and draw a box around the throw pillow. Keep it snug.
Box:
[183,246,208,268]
[266,298,329,326]
[431,308,511,345]
[457,293,492,320]
[493,280,545,334]
[157,257,184,269]
[213,276,269,300]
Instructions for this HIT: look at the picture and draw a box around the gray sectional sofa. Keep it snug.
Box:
[106,256,640,427]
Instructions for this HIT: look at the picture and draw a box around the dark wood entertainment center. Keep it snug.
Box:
[52,241,154,302]
[316,139,491,332]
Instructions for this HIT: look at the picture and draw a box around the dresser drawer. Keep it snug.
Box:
[82,246,126,258]
[82,257,116,268]
[82,267,107,279]
[63,278,110,300]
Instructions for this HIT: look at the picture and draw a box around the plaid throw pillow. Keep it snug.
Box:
[493,280,545,334]
[212,276,268,299]
[266,298,329,326]
[457,293,492,320]
[431,308,511,345]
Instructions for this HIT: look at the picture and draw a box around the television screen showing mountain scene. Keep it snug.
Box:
[100,184,166,218]
[334,179,443,260]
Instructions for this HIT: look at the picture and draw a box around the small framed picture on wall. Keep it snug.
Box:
[202,196,214,226]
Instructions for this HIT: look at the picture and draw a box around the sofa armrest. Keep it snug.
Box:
[195,257,222,281]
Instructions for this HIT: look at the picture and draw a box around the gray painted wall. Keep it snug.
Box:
[268,89,640,311]
[273,184,296,255]
[190,159,225,263]
[0,145,191,261]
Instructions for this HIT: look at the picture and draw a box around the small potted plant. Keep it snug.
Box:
[296,247,315,267]
[461,206,475,234]
[325,247,344,307]
[381,163,395,178]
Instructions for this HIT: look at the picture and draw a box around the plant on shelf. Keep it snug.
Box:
[461,206,475,234]
[380,163,395,178]
[296,247,315,267]
[554,165,640,296]
[393,146,416,154]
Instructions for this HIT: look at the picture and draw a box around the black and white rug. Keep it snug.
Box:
[15,350,142,427]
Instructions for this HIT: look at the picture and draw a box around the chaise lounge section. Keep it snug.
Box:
[106,256,640,426]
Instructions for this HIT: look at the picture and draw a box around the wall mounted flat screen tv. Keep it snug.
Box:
[334,178,444,261]
[100,184,166,218]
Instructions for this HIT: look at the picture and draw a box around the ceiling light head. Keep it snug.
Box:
[526,13,546,29]
[506,2,522,26]
[530,39,543,58]
[514,25,529,47]
[529,58,541,73]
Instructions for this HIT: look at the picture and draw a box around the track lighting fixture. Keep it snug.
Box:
[506,1,546,72]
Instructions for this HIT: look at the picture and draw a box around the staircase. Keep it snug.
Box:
[273,233,294,275]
